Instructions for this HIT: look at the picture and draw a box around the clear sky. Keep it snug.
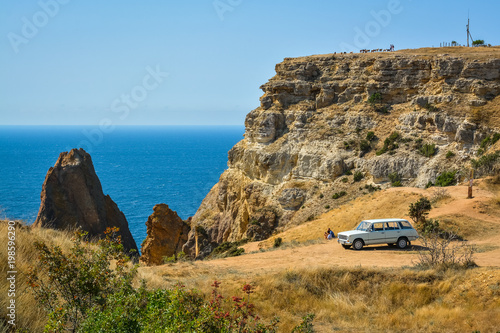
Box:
[1,0,499,125]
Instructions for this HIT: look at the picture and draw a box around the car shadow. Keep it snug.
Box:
[344,244,427,252]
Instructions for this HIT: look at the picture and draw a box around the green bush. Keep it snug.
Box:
[388,172,402,187]
[80,281,285,333]
[419,143,436,158]
[445,151,455,159]
[408,197,432,225]
[341,177,348,183]
[29,229,299,332]
[366,131,376,141]
[208,241,246,259]
[376,132,400,155]
[332,191,347,199]
[27,228,137,332]
[492,132,500,145]
[471,152,499,174]
[324,205,330,209]
[480,136,491,149]
[364,184,381,192]
[359,140,371,153]
[353,171,364,182]
[344,169,353,176]
[435,171,457,187]
[368,92,382,106]
[274,237,283,248]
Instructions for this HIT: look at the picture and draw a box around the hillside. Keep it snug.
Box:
[183,47,500,257]
[139,178,500,332]
[3,176,499,332]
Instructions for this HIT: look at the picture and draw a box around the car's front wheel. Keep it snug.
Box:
[397,237,408,249]
[342,244,351,249]
[353,239,364,250]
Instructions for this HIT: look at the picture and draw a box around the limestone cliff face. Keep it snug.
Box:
[140,204,189,266]
[34,148,138,255]
[184,48,500,257]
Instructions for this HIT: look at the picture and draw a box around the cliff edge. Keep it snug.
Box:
[184,47,500,257]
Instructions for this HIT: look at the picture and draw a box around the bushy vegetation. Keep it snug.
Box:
[79,281,284,333]
[27,227,137,332]
[376,132,400,155]
[471,152,499,175]
[332,191,347,199]
[435,171,457,187]
[353,171,364,182]
[365,131,376,142]
[445,151,455,159]
[419,143,436,158]
[359,139,371,154]
[208,241,246,259]
[367,92,382,106]
[364,184,381,192]
[408,197,432,228]
[26,228,312,332]
[388,172,402,187]
[274,237,283,248]
[417,230,477,270]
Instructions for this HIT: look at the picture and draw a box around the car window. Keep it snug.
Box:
[398,221,413,229]
[356,221,371,231]
[385,222,399,230]
[373,222,384,231]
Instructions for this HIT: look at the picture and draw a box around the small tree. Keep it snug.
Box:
[416,230,477,269]
[472,39,485,46]
[368,92,382,107]
[408,197,432,227]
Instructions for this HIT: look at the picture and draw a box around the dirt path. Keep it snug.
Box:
[144,182,500,283]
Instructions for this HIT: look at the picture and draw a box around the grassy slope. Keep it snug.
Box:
[2,178,499,332]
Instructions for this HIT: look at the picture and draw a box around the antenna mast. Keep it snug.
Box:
[466,11,474,47]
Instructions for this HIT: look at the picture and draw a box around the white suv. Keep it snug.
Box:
[337,219,419,250]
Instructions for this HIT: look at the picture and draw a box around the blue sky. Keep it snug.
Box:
[1,0,499,125]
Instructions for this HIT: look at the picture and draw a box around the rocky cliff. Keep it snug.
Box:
[140,204,189,265]
[34,148,138,255]
[184,47,500,257]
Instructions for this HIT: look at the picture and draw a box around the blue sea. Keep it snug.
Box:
[0,126,244,247]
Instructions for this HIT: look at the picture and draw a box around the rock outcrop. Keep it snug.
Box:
[183,48,500,258]
[34,148,138,255]
[140,204,190,265]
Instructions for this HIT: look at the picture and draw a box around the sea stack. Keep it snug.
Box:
[34,148,138,255]
[140,204,190,266]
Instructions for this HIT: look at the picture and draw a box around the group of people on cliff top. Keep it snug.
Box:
[324,228,335,240]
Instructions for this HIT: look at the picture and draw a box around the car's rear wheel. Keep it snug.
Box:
[342,244,351,249]
[353,239,364,250]
[397,237,408,249]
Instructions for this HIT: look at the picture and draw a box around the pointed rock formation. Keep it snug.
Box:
[140,204,190,266]
[34,148,138,255]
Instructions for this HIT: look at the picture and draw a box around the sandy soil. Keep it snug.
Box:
[143,181,500,283]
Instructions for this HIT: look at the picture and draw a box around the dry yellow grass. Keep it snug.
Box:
[138,263,500,332]
[0,220,76,332]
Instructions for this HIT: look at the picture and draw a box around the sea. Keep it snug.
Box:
[0,126,244,248]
